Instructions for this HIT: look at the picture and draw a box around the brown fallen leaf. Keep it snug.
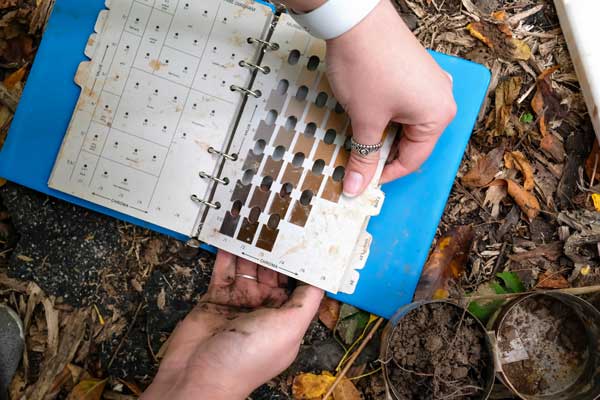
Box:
[414,226,475,300]
[467,21,531,61]
[118,379,143,396]
[585,139,600,180]
[318,297,341,330]
[510,242,563,262]
[3,64,28,89]
[292,372,336,399]
[536,270,570,289]
[504,179,540,220]
[540,134,565,162]
[504,151,535,191]
[494,77,522,136]
[67,378,107,400]
[333,377,362,400]
[462,145,505,188]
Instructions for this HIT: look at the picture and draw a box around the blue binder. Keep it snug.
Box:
[0,0,490,318]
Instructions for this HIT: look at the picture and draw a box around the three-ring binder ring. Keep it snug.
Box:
[239,60,270,74]
[191,194,221,209]
[199,171,230,185]
[247,37,279,51]
[230,85,262,98]
[208,147,238,161]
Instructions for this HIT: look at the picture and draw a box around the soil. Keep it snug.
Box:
[497,295,589,397]
[387,303,492,400]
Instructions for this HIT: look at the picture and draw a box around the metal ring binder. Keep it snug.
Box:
[191,194,221,209]
[230,85,262,98]
[239,60,270,74]
[199,171,230,185]
[247,37,279,51]
[208,147,238,161]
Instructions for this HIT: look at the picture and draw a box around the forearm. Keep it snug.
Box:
[276,0,325,12]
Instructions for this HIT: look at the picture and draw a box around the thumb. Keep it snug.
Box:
[280,285,323,333]
[380,125,440,183]
[343,119,388,197]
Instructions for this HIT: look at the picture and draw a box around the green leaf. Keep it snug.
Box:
[490,281,508,295]
[496,272,525,293]
[520,112,534,123]
[468,299,505,322]
[336,305,370,346]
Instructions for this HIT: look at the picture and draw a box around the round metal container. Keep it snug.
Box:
[381,300,495,400]
[489,292,600,400]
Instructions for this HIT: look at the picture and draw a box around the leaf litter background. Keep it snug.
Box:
[1,0,600,399]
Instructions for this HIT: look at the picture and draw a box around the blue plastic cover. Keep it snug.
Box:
[0,0,489,318]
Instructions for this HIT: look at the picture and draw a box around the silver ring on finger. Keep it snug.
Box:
[235,273,258,281]
[350,138,383,158]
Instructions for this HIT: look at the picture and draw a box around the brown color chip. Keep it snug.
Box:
[273,127,294,149]
[269,193,292,217]
[306,103,328,127]
[219,211,240,237]
[302,172,324,193]
[314,141,336,165]
[298,67,319,88]
[262,156,284,178]
[237,217,259,244]
[333,147,349,168]
[249,187,270,210]
[266,89,286,114]
[256,225,279,252]
[255,120,276,142]
[322,177,343,203]
[282,163,304,186]
[289,201,312,227]
[294,133,315,155]
[242,150,264,171]
[325,111,348,133]
[231,180,252,204]
[317,74,333,97]
[285,97,306,119]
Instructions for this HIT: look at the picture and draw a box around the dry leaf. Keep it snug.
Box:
[42,297,60,356]
[67,378,107,400]
[414,226,474,300]
[531,66,567,142]
[510,242,563,262]
[118,379,143,396]
[504,151,535,191]
[157,288,166,311]
[466,21,531,61]
[3,64,28,89]
[536,271,570,289]
[540,134,565,162]
[484,183,508,218]
[318,297,341,330]
[462,145,504,188]
[504,179,540,220]
[292,372,335,399]
[333,378,362,400]
[495,77,522,136]
[585,139,600,180]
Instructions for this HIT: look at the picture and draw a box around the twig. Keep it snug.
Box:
[456,285,600,306]
[323,317,384,400]
[108,301,144,369]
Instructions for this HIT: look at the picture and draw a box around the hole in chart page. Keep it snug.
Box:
[273,145,286,161]
[324,129,336,144]
[307,55,320,71]
[276,79,289,95]
[332,166,345,182]
[288,50,301,65]
[292,152,305,167]
[253,139,266,155]
[260,176,273,191]
[312,159,325,175]
[305,122,317,137]
[315,92,328,108]
[242,169,255,185]
[300,190,314,206]
[266,110,278,125]
[285,116,297,131]
[296,85,309,101]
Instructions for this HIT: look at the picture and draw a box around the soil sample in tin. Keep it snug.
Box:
[497,296,589,396]
[387,303,492,400]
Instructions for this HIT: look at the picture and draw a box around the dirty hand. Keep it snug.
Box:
[325,0,457,196]
[141,251,323,400]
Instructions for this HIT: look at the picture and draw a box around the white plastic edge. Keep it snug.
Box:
[554,0,600,139]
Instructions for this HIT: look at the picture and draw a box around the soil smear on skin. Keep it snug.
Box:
[497,295,589,396]
[387,303,492,400]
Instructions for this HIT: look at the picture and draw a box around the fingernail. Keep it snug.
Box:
[343,171,363,197]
